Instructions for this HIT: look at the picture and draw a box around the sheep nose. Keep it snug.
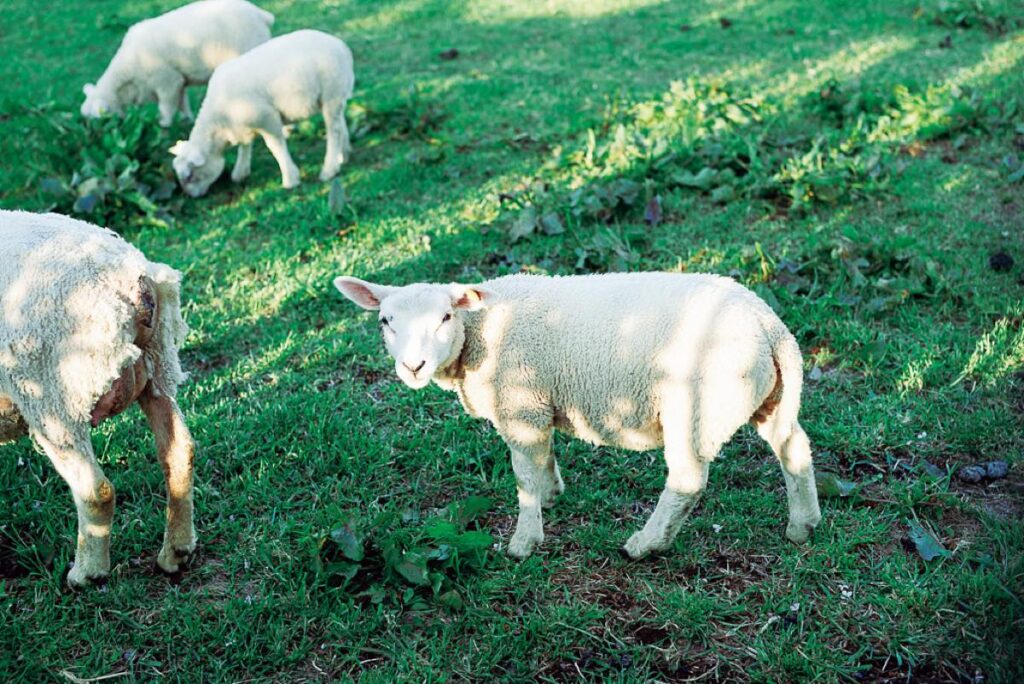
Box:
[403,360,426,374]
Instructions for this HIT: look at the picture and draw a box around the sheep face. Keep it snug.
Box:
[170,140,224,197]
[334,277,496,389]
[81,83,119,119]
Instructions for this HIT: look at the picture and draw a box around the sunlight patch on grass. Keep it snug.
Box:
[464,0,666,22]
[763,36,916,102]
[949,34,1024,89]
[954,309,1024,388]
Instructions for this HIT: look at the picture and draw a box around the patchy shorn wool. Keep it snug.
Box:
[1,211,194,588]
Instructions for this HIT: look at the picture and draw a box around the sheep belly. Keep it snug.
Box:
[0,395,27,443]
[552,402,663,451]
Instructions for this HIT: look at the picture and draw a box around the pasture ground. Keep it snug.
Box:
[1,0,1023,681]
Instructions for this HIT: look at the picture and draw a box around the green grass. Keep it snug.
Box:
[2,0,1023,680]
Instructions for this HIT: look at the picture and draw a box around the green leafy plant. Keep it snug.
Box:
[34,109,182,229]
[314,496,494,609]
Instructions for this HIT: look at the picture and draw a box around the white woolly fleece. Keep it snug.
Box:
[83,0,274,118]
[433,272,804,456]
[0,211,187,446]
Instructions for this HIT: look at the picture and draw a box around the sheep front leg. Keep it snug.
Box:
[623,410,709,559]
[32,426,115,588]
[231,143,253,183]
[258,119,301,189]
[505,434,557,559]
[140,393,197,574]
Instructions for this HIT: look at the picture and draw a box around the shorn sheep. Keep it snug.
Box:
[335,272,822,559]
[81,0,275,127]
[0,211,195,588]
[170,30,355,197]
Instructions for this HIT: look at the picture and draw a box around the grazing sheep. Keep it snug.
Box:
[81,0,275,127]
[170,30,355,197]
[335,272,822,560]
[0,211,195,588]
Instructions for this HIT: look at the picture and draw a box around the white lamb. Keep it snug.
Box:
[81,0,275,127]
[335,272,822,559]
[170,30,355,197]
[0,211,195,588]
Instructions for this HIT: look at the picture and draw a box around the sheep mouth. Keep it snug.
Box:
[396,367,433,390]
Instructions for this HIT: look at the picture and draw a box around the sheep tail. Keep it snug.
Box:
[144,263,189,397]
[768,332,805,439]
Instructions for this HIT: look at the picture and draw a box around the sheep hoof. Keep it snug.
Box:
[156,543,197,576]
[507,532,541,559]
[319,167,339,182]
[785,521,816,545]
[622,532,657,560]
[66,564,109,591]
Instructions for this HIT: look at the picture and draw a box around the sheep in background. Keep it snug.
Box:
[170,30,355,197]
[0,211,195,588]
[335,272,822,560]
[81,0,275,127]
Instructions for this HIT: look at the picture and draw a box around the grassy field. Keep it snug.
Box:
[1,0,1023,680]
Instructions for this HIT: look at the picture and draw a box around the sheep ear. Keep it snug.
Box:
[334,277,396,310]
[169,140,187,156]
[83,83,96,96]
[450,284,497,311]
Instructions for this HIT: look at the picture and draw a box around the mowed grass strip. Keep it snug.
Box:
[0,0,1022,681]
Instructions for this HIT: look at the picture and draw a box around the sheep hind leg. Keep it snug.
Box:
[32,424,114,588]
[140,392,197,575]
[622,438,708,560]
[506,434,556,559]
[757,417,821,544]
[319,99,349,181]
[178,88,193,121]
[155,75,186,127]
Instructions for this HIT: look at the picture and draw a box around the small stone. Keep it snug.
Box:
[984,461,1009,479]
[922,461,944,478]
[808,366,823,382]
[989,251,1014,272]
[957,465,986,483]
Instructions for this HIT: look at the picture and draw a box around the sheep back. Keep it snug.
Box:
[449,272,794,454]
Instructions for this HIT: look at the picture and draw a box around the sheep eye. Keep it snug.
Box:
[441,312,452,323]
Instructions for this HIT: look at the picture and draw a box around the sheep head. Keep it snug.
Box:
[80,83,119,119]
[334,277,497,389]
[170,139,224,198]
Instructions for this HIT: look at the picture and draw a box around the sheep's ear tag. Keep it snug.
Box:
[169,140,187,156]
[452,285,495,311]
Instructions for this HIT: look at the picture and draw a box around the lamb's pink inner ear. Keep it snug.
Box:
[334,277,384,310]
[452,286,495,311]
